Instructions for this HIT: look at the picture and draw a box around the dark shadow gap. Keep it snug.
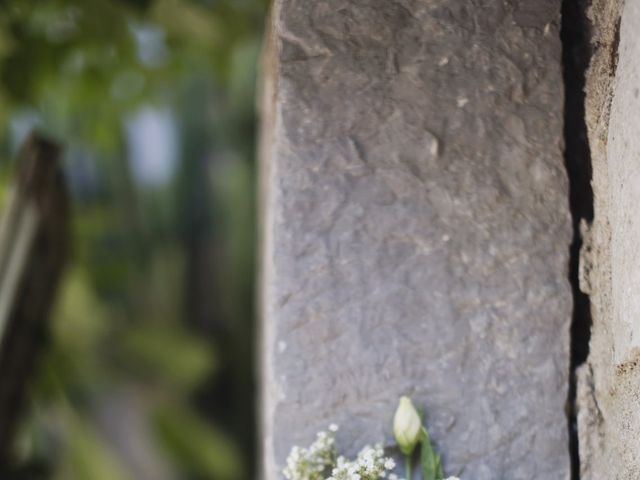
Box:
[560,0,594,478]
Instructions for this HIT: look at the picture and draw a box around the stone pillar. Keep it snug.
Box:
[578,0,640,478]
[259,1,572,479]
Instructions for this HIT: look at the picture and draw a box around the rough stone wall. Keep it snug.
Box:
[578,0,640,478]
[259,1,572,479]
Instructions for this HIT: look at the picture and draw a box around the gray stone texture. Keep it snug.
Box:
[259,1,572,479]
[578,0,640,478]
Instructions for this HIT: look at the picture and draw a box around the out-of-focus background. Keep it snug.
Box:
[0,0,266,478]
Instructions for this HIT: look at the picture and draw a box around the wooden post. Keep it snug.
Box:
[0,133,69,461]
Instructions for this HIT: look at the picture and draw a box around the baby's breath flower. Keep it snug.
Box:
[329,444,396,480]
[282,423,407,480]
[282,426,338,480]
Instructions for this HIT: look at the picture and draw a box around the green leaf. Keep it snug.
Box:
[119,323,217,389]
[420,426,440,480]
[435,454,444,480]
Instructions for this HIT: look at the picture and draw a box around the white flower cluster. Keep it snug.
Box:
[328,444,396,480]
[384,475,458,480]
[283,425,398,480]
[283,425,339,480]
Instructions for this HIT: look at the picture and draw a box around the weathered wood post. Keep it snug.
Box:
[259,1,572,478]
[0,134,69,461]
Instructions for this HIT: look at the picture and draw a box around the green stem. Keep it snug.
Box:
[405,454,412,479]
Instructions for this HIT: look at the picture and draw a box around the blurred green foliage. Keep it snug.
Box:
[0,0,267,478]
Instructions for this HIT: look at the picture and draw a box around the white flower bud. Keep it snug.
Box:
[393,396,421,456]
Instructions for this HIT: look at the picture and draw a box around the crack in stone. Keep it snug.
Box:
[560,0,595,478]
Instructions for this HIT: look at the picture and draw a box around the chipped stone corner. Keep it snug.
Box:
[578,219,594,296]
[576,363,603,479]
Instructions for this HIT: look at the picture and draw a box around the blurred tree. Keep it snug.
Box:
[0,0,267,478]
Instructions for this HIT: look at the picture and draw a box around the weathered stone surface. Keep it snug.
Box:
[578,0,640,478]
[259,1,572,479]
